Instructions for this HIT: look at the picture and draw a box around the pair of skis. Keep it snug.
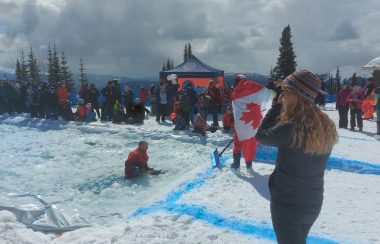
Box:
[146,168,167,175]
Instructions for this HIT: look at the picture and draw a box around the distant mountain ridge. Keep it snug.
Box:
[224,72,268,86]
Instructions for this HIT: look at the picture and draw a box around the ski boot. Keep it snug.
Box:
[231,153,241,169]
[246,161,252,169]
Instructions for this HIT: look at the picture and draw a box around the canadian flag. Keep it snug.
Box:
[232,79,273,162]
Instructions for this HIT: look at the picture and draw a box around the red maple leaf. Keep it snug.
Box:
[240,103,266,129]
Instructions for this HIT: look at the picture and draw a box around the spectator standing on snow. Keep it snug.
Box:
[101,81,114,121]
[150,84,157,115]
[362,78,375,120]
[346,85,364,131]
[255,70,338,244]
[167,81,179,114]
[57,82,68,105]
[57,82,68,116]
[207,79,220,127]
[156,82,168,123]
[230,75,255,170]
[79,83,90,103]
[197,91,209,124]
[88,83,100,118]
[38,82,48,118]
[123,84,134,115]
[139,86,151,117]
[45,84,59,120]
[111,80,122,106]
[336,83,351,129]
[177,91,191,128]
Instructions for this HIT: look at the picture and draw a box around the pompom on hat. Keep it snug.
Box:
[283,70,321,102]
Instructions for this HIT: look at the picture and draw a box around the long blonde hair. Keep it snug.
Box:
[280,87,338,155]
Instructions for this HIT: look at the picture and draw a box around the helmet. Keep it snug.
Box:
[235,74,247,82]
[169,113,177,120]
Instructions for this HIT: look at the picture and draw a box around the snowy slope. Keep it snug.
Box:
[328,66,370,82]
[0,108,379,243]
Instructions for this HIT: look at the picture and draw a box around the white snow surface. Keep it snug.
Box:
[0,107,379,243]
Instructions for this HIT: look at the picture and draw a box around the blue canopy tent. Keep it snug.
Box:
[159,55,224,89]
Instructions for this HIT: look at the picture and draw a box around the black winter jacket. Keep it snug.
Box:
[256,103,331,208]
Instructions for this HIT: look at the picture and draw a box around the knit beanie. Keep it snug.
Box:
[284,70,321,102]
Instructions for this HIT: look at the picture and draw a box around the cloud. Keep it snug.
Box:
[0,0,379,77]
[329,20,359,41]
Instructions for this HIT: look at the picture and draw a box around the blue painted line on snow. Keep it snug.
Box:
[131,166,218,218]
[255,145,380,175]
[167,203,277,241]
[339,135,375,142]
[130,155,338,243]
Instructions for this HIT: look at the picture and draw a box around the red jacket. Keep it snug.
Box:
[76,105,87,119]
[57,86,68,105]
[207,86,220,106]
[223,112,234,128]
[337,88,351,108]
[124,148,149,179]
[139,89,150,103]
[346,91,364,110]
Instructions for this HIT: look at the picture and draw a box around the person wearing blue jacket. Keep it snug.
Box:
[256,70,338,244]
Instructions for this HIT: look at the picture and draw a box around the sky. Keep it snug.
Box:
[0,0,379,78]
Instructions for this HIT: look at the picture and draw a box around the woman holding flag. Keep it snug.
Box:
[255,70,338,244]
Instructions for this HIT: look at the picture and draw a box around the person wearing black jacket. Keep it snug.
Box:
[101,81,113,121]
[88,83,100,118]
[256,70,338,244]
[125,98,145,124]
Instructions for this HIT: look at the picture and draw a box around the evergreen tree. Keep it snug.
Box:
[166,58,171,71]
[20,49,28,83]
[61,52,74,91]
[40,63,47,82]
[268,66,276,82]
[335,66,341,83]
[183,44,188,62]
[52,42,61,83]
[15,59,22,83]
[187,43,192,59]
[79,58,88,86]
[28,45,40,84]
[335,66,341,93]
[171,59,174,69]
[47,44,54,83]
[351,73,357,86]
[275,25,297,79]
[162,63,166,71]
